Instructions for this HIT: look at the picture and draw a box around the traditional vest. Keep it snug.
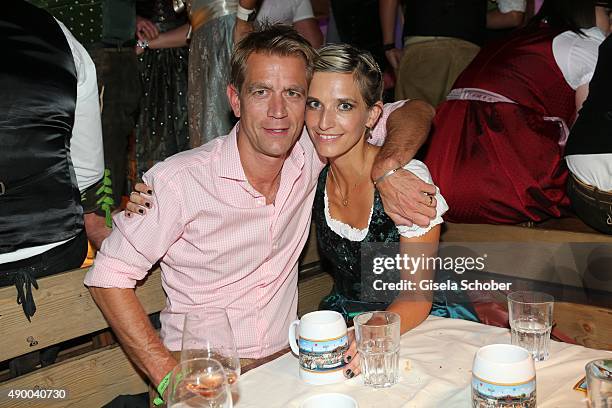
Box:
[403,0,487,46]
[565,35,612,156]
[0,1,82,254]
[452,24,576,124]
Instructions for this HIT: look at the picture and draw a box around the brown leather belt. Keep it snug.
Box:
[570,173,612,205]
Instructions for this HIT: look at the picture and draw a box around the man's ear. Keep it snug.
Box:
[227,84,241,117]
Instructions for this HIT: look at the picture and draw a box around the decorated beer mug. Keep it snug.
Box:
[288,310,349,385]
[472,344,536,407]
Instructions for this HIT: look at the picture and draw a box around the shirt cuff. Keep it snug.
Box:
[395,159,449,238]
[84,254,146,289]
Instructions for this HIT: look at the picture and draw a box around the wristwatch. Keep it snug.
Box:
[236,5,256,22]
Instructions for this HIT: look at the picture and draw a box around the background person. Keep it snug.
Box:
[1,0,106,374]
[565,33,612,234]
[422,0,610,224]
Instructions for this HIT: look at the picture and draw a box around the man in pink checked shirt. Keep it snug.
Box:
[84,24,437,398]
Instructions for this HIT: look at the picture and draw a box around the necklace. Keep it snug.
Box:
[329,166,365,207]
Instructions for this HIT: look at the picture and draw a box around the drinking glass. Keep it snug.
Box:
[508,291,554,361]
[586,359,612,408]
[354,311,400,388]
[167,357,232,408]
[181,308,240,385]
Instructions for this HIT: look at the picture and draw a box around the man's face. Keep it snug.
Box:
[228,52,309,160]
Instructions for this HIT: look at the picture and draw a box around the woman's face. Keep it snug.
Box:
[305,71,381,160]
[595,6,612,35]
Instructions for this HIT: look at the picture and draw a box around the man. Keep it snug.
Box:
[565,33,612,235]
[28,0,143,213]
[1,0,106,374]
[380,0,487,107]
[85,25,436,403]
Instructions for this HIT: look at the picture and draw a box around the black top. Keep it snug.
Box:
[403,0,488,46]
[313,166,400,304]
[330,0,387,71]
[312,166,480,323]
[565,35,612,156]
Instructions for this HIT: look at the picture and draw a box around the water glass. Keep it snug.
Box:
[354,311,400,388]
[181,308,241,385]
[508,291,554,361]
[166,357,232,408]
[586,359,612,408]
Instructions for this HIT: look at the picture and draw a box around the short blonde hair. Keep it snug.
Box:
[230,24,317,92]
[314,44,383,108]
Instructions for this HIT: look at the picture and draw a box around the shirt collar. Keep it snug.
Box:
[218,124,248,181]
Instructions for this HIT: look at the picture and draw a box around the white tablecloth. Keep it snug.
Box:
[235,316,612,407]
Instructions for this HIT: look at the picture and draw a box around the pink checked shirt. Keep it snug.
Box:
[84,102,402,358]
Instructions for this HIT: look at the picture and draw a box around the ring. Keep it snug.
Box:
[428,194,434,206]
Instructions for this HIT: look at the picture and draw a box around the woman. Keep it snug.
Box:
[125,43,477,376]
[134,0,190,179]
[305,44,479,377]
[423,0,610,224]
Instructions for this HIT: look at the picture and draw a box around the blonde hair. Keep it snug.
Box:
[314,44,383,107]
[230,24,317,91]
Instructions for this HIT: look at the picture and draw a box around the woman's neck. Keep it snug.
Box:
[328,139,377,188]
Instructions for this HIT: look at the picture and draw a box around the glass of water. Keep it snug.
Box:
[354,311,400,388]
[508,291,554,362]
[586,359,612,408]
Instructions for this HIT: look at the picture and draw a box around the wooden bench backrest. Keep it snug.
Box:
[0,267,165,362]
[0,267,165,407]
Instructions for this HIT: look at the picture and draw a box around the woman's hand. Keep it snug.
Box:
[385,48,402,72]
[136,16,159,41]
[343,314,394,378]
[343,328,361,379]
[125,183,153,217]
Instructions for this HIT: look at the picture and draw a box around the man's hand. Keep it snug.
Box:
[136,16,159,41]
[375,167,437,228]
[233,19,254,44]
[372,99,437,227]
[385,48,402,71]
[88,287,178,386]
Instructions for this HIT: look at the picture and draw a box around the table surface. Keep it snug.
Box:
[235,316,612,408]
